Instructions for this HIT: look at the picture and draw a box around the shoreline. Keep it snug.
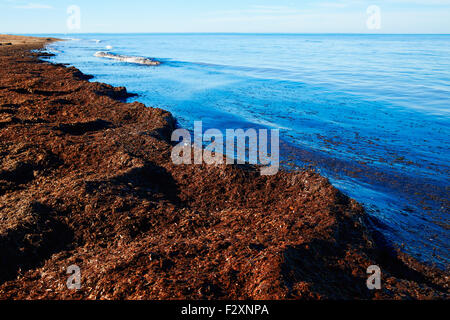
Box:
[0,35,447,300]
[48,35,449,269]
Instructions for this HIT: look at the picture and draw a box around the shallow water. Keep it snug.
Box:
[39,33,449,268]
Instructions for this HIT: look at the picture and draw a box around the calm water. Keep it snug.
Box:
[40,34,449,268]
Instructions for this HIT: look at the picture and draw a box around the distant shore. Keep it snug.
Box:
[0,35,447,300]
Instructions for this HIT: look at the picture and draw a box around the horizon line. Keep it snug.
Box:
[10,32,450,36]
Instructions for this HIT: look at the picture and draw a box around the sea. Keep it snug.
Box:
[36,33,449,269]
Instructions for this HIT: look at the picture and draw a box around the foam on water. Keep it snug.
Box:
[94,51,160,66]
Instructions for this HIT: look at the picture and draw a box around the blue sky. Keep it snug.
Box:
[1,0,450,34]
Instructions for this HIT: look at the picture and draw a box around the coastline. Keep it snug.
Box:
[0,35,447,299]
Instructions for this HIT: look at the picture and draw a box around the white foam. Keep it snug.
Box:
[105,45,113,50]
[94,51,160,66]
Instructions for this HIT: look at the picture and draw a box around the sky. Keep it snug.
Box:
[1,0,450,34]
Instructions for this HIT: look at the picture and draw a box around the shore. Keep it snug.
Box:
[0,35,447,300]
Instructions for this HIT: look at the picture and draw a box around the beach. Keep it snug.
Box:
[47,33,450,269]
[0,35,447,299]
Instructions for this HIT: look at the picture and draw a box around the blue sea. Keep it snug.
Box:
[39,34,449,269]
